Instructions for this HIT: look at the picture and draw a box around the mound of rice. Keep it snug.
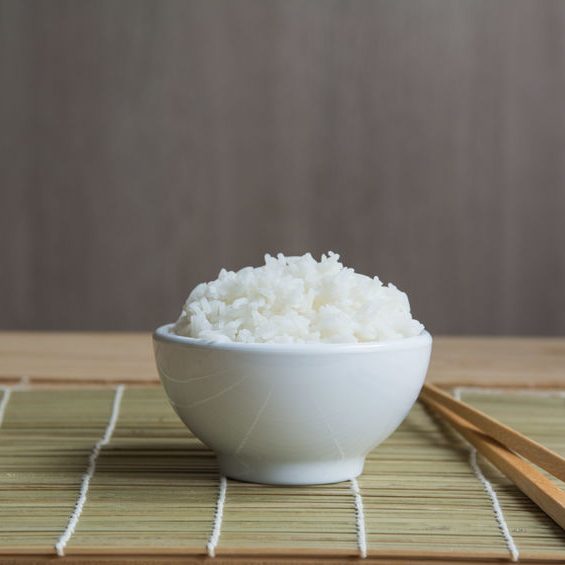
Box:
[173,252,424,344]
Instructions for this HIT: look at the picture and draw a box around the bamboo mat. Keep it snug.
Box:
[0,384,563,562]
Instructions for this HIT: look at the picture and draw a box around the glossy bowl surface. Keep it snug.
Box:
[153,323,432,485]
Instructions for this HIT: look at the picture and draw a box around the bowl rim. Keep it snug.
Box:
[153,323,432,354]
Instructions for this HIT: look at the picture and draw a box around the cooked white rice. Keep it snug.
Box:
[173,252,424,344]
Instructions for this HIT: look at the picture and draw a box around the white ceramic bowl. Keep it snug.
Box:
[153,324,432,485]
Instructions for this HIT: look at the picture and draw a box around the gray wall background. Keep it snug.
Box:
[1,0,565,334]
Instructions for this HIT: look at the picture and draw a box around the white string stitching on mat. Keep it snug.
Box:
[55,385,125,557]
[207,475,227,557]
[0,377,29,427]
[0,388,12,428]
[452,387,519,562]
[350,477,368,559]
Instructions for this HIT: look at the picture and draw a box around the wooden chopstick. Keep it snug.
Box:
[421,383,565,482]
[419,385,565,531]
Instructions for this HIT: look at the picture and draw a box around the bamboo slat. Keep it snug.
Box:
[0,386,563,562]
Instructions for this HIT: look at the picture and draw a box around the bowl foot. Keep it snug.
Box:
[217,454,365,485]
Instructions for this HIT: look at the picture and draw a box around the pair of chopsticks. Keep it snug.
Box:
[420,383,565,530]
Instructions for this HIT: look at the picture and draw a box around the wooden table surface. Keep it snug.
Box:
[1,332,564,388]
[1,333,564,565]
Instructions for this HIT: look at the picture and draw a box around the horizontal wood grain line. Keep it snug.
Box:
[0,546,523,559]
[2,547,565,563]
[1,334,565,388]
[2,555,563,565]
